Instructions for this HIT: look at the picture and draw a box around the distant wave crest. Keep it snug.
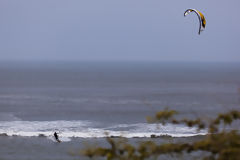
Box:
[0,113,21,121]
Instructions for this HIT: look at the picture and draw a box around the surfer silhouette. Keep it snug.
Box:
[54,132,61,143]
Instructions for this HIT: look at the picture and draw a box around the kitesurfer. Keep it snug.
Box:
[54,132,61,143]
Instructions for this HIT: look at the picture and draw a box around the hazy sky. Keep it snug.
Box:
[0,0,239,62]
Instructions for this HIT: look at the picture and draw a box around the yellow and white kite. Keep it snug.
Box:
[184,9,206,35]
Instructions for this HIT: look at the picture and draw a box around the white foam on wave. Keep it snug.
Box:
[0,120,207,141]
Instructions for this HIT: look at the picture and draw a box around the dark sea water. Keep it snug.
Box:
[0,61,239,139]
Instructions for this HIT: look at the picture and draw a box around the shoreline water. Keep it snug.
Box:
[0,132,207,139]
[0,134,206,160]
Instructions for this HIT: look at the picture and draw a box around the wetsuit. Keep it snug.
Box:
[54,132,60,142]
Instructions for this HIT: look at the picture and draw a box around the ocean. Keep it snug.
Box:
[0,61,239,159]
[0,61,239,140]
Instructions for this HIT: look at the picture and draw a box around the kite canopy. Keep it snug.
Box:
[184,9,206,35]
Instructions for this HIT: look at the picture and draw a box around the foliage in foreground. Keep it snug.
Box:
[82,109,240,160]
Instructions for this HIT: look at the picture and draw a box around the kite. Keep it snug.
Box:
[184,9,206,35]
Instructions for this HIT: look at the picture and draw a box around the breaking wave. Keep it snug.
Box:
[0,120,207,141]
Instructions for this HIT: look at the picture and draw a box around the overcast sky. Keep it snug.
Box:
[0,0,239,62]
